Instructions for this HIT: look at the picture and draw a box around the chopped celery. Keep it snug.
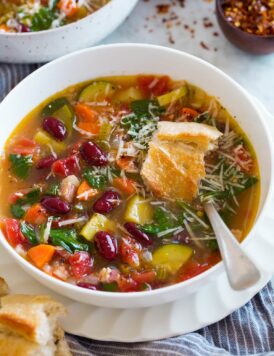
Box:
[124,195,153,225]
[157,86,188,106]
[152,244,193,273]
[80,213,115,241]
[34,130,66,154]
[79,81,116,102]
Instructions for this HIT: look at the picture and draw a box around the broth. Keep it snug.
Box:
[0,75,260,292]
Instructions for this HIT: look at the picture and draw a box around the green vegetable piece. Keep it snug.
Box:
[46,183,60,196]
[20,222,38,245]
[207,239,219,251]
[79,82,116,102]
[31,7,56,32]
[101,282,118,292]
[114,87,143,102]
[131,100,163,118]
[83,168,108,189]
[141,206,176,235]
[157,86,188,106]
[152,244,193,273]
[9,154,32,179]
[52,104,74,136]
[17,188,40,205]
[10,204,25,219]
[42,97,69,116]
[50,229,89,254]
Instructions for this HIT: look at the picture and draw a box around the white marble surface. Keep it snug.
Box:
[101,0,274,113]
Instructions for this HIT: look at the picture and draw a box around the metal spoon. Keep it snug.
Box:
[204,202,261,290]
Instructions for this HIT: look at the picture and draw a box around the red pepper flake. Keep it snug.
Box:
[200,41,209,50]
[222,0,274,36]
[156,4,170,14]
[168,31,175,44]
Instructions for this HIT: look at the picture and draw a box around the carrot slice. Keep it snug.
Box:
[24,204,48,225]
[75,103,100,134]
[113,177,136,195]
[57,0,77,17]
[181,107,199,121]
[76,180,98,201]
[27,244,55,268]
[116,157,135,172]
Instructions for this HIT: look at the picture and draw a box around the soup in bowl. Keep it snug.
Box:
[0,45,271,308]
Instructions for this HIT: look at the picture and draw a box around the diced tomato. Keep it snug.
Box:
[181,107,199,121]
[9,138,38,156]
[119,236,141,268]
[24,203,48,225]
[178,261,212,282]
[118,276,138,292]
[131,271,156,284]
[8,188,33,204]
[52,154,80,177]
[57,0,77,17]
[233,144,253,173]
[137,75,170,97]
[68,251,93,279]
[2,218,26,247]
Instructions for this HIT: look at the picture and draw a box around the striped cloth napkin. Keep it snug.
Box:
[1,64,273,356]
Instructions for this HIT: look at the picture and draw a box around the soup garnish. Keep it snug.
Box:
[0,0,109,33]
[0,75,259,292]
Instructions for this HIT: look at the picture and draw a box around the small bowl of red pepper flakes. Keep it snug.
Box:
[216,0,274,54]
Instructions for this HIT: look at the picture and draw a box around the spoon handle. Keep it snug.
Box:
[204,202,261,290]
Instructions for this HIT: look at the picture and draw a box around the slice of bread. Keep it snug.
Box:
[0,293,71,356]
[141,121,222,202]
[157,121,222,152]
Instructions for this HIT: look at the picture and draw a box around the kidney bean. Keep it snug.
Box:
[43,117,67,141]
[36,155,56,170]
[77,282,99,290]
[41,196,71,214]
[80,141,108,166]
[93,190,121,214]
[94,231,118,261]
[19,24,31,32]
[124,222,153,246]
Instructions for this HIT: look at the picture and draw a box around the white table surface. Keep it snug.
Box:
[102,0,274,113]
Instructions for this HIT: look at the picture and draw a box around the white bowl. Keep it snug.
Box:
[0,0,138,63]
[0,44,273,308]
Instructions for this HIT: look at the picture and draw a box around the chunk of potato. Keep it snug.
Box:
[124,195,153,225]
[34,130,65,154]
[152,244,193,273]
[80,213,115,241]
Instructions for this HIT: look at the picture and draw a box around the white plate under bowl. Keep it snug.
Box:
[0,99,273,342]
[0,0,138,63]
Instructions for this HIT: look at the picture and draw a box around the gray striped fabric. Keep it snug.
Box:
[0,64,273,356]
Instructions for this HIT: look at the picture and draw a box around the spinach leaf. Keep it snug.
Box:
[10,188,40,219]
[31,7,56,32]
[20,222,38,245]
[83,168,108,189]
[10,204,25,219]
[131,100,163,118]
[141,207,177,236]
[42,97,69,116]
[50,228,89,254]
[9,154,33,179]
[46,183,60,196]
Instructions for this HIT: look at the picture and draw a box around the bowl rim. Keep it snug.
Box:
[0,0,119,37]
[0,43,273,302]
[215,0,274,39]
